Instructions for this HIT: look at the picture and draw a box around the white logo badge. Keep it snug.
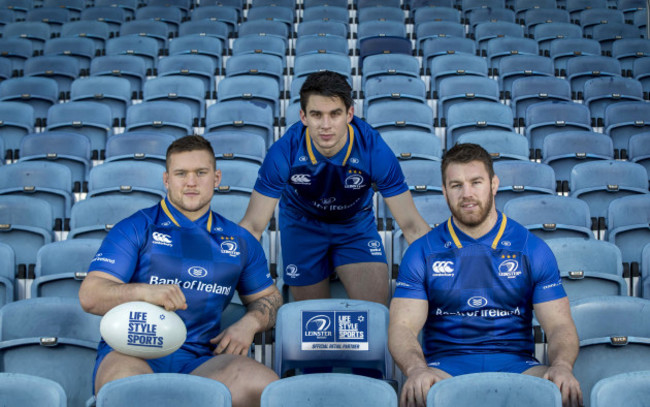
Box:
[152,232,172,246]
[498,259,521,278]
[432,261,454,275]
[286,264,300,278]
[305,314,331,332]
[367,240,383,256]
[291,174,311,185]
[349,157,359,164]
[220,241,240,257]
[188,266,208,278]
[467,296,488,308]
[321,197,336,205]
[344,174,365,189]
[298,155,308,162]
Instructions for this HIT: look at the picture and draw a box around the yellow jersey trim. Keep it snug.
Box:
[161,199,212,232]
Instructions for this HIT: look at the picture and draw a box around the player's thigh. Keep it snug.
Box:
[289,278,330,301]
[95,351,154,393]
[522,364,548,377]
[191,354,278,390]
[336,262,389,305]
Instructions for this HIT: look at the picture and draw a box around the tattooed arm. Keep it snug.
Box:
[210,285,283,356]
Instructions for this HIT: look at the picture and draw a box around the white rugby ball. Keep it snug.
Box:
[100,301,187,359]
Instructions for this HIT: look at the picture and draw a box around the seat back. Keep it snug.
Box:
[0,372,67,407]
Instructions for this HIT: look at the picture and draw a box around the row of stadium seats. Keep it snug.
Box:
[0,295,648,406]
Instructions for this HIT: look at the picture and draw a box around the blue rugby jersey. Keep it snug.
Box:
[254,116,408,223]
[88,197,273,346]
[394,212,566,360]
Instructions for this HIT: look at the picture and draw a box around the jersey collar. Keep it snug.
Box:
[160,197,213,232]
[305,124,355,166]
[447,211,508,250]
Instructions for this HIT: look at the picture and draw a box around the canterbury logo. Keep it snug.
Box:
[432,261,454,274]
[152,232,172,244]
[291,174,311,185]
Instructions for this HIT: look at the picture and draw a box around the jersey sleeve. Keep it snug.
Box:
[87,214,146,283]
[528,236,567,304]
[394,238,429,300]
[253,133,292,199]
[370,132,409,198]
[236,228,274,296]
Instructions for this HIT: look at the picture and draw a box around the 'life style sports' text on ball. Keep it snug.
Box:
[100,301,187,359]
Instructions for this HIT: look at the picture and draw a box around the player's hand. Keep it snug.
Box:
[400,366,451,407]
[142,284,187,312]
[210,317,256,356]
[544,364,583,407]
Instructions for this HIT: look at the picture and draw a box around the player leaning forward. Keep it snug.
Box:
[80,136,282,407]
[389,143,583,407]
[240,71,431,304]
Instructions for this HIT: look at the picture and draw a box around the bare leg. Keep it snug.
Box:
[289,277,330,302]
[523,364,549,377]
[191,354,279,407]
[336,262,389,305]
[94,351,153,393]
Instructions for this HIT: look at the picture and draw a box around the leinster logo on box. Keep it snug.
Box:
[301,310,369,351]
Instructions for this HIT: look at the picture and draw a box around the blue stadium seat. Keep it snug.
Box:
[0,77,58,126]
[566,55,623,100]
[42,0,84,19]
[87,161,166,203]
[457,130,529,161]
[633,56,650,99]
[0,161,73,232]
[493,160,556,211]
[190,5,238,37]
[486,37,539,75]
[0,373,67,407]
[569,160,648,229]
[43,37,97,76]
[547,238,627,301]
[475,21,524,57]
[603,100,650,158]
[571,295,650,407]
[119,19,169,53]
[95,373,232,407]
[90,55,147,100]
[427,372,562,407]
[46,101,114,160]
[591,22,644,56]
[583,76,644,127]
[357,20,407,47]
[467,7,515,37]
[611,38,650,77]
[363,76,427,114]
[143,76,206,127]
[2,21,51,53]
[422,37,477,75]
[23,55,79,101]
[147,0,192,19]
[224,53,285,97]
[0,242,14,305]
[642,243,650,299]
[380,130,442,162]
[217,75,281,126]
[105,36,160,76]
[274,299,392,379]
[497,55,554,100]
[591,371,650,407]
[503,195,594,240]
[32,238,101,299]
[413,6,460,28]
[0,0,31,20]
[524,101,593,158]
[0,101,34,161]
[295,33,349,57]
[617,0,646,21]
[358,5,405,24]
[94,0,137,20]
[0,297,101,407]
[607,194,650,277]
[104,131,174,165]
[68,195,154,239]
[293,53,352,82]
[296,19,348,39]
[301,5,349,27]
[237,20,289,50]
[18,131,91,193]
[261,374,397,407]
[26,7,70,36]
[60,21,111,58]
[198,0,243,21]
[437,76,499,127]
[169,34,224,75]
[216,160,261,193]
[70,76,132,128]
[231,35,287,74]
[361,53,419,88]
[578,8,624,37]
[549,37,602,77]
[135,5,183,35]
[125,101,194,139]
[446,101,514,149]
[0,38,33,77]
[205,100,275,148]
[365,100,435,135]
[523,8,570,36]
[510,76,572,127]
[157,54,217,100]
[628,131,650,176]
[542,131,614,184]
[204,131,266,165]
[178,20,229,54]
[565,0,607,22]
[428,53,487,99]
[246,5,294,36]
[415,20,465,56]
[532,22,583,56]
[79,6,127,36]
[284,101,300,128]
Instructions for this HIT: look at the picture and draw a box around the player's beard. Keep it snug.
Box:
[448,187,495,229]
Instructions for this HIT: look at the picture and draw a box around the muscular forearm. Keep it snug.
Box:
[546,323,580,370]
[80,274,151,316]
[389,324,429,376]
[402,220,432,245]
[243,289,283,333]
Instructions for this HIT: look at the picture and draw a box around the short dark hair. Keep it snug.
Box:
[299,71,353,112]
[166,135,215,170]
[441,143,494,185]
